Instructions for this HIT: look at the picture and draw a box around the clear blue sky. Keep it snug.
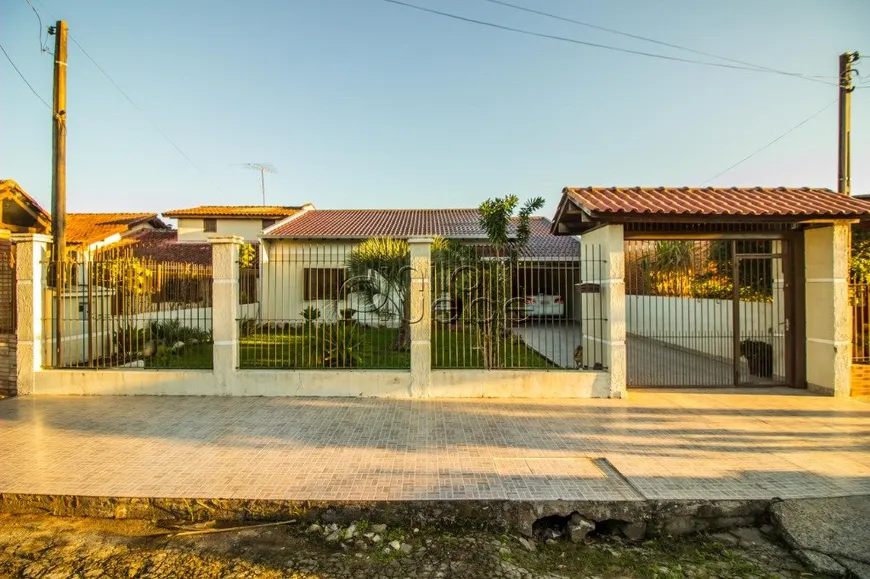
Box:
[2,0,868,219]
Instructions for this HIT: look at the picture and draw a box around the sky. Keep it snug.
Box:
[1,0,869,220]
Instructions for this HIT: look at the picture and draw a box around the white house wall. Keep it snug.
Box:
[259,240,402,327]
[176,218,265,243]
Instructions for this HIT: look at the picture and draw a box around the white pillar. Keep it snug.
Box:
[209,235,242,395]
[12,234,51,395]
[580,225,626,398]
[408,238,432,397]
[804,224,851,396]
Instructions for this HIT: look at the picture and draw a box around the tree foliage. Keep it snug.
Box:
[347,237,413,351]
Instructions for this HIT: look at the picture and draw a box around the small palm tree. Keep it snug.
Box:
[347,237,413,351]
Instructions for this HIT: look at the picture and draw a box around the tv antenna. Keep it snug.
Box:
[240,163,277,205]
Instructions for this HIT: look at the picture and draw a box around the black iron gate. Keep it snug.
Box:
[625,238,792,387]
[0,232,16,396]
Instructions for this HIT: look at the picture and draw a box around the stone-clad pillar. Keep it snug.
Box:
[804,224,851,396]
[408,238,432,397]
[13,234,52,395]
[209,235,242,395]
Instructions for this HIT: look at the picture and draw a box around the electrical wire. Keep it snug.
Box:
[478,0,837,86]
[700,99,838,185]
[383,0,841,83]
[66,36,225,194]
[24,0,225,195]
[24,0,52,54]
[0,43,51,109]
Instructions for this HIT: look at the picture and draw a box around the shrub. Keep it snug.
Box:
[301,306,321,324]
[318,324,366,368]
[340,308,357,324]
[239,318,257,338]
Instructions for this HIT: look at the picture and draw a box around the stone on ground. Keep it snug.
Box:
[771,495,870,566]
[795,550,847,577]
[567,514,596,543]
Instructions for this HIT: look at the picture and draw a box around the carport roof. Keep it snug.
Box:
[551,186,870,234]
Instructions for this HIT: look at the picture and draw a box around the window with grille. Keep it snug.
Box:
[203,218,217,233]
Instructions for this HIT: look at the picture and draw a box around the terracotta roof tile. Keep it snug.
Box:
[114,229,213,265]
[562,187,870,219]
[163,205,309,218]
[267,209,484,238]
[266,209,578,260]
[66,213,165,246]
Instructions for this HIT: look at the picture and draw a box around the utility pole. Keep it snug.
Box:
[49,20,68,367]
[838,51,859,195]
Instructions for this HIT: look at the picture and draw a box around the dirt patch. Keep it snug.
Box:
[0,513,820,578]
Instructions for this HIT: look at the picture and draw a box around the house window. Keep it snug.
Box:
[203,218,217,233]
[262,219,276,230]
[303,268,347,300]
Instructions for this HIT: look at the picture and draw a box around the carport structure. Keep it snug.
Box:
[551,186,870,397]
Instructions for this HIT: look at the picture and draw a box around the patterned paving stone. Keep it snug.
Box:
[0,389,867,501]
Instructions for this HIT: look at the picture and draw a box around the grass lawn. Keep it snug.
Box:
[144,325,557,370]
[144,344,213,369]
[239,326,410,369]
[432,326,556,369]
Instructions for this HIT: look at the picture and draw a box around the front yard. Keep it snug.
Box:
[144,325,556,370]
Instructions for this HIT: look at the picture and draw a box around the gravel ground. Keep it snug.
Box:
[0,514,821,579]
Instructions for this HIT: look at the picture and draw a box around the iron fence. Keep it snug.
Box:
[240,241,410,369]
[431,243,604,370]
[625,239,786,387]
[43,248,213,369]
[851,272,870,364]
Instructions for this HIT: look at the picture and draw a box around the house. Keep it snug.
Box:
[258,208,581,325]
[106,229,213,266]
[0,180,51,234]
[65,212,169,255]
[162,205,314,243]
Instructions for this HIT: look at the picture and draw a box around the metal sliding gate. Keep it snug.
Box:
[0,232,16,396]
[625,238,792,387]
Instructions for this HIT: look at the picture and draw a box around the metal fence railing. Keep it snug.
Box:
[44,248,213,369]
[851,276,870,364]
[431,243,603,370]
[241,241,410,369]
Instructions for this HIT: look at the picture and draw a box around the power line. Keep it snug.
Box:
[65,36,225,194]
[24,0,52,53]
[0,43,51,109]
[700,99,838,185]
[24,0,225,195]
[478,0,837,86]
[383,0,840,83]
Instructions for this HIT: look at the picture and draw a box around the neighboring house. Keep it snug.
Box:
[0,180,51,234]
[162,205,314,243]
[108,229,213,266]
[65,213,169,255]
[258,208,581,324]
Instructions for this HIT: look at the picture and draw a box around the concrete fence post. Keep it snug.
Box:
[580,225,627,398]
[804,224,851,396]
[408,238,433,397]
[12,234,51,395]
[209,235,242,395]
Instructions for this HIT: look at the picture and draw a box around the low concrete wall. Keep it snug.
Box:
[32,369,411,397]
[32,368,608,398]
[430,369,609,398]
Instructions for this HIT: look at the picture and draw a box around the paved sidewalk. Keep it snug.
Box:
[0,390,868,502]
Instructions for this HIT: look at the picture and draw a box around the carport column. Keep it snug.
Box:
[209,235,242,395]
[581,225,626,398]
[12,234,51,395]
[804,224,851,396]
[409,238,432,397]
